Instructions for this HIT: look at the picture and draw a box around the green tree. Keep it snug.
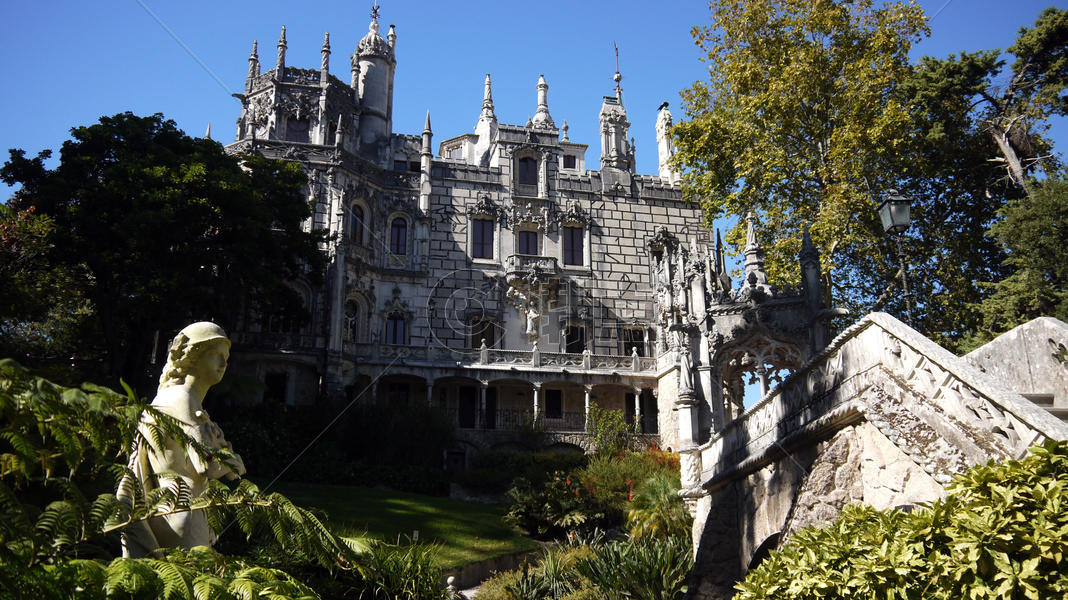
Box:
[839,50,1022,350]
[1,112,327,390]
[673,0,928,301]
[962,174,1068,350]
[735,440,1068,600]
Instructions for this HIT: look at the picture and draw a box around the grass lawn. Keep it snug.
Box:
[274,482,539,568]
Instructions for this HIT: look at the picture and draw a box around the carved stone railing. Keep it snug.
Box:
[687,312,1068,494]
[345,341,660,374]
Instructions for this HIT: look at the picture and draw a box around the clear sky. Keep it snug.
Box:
[0,0,1063,182]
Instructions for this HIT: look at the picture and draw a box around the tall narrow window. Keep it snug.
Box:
[565,325,586,354]
[518,157,537,185]
[285,119,310,143]
[563,226,583,266]
[390,218,407,255]
[472,218,494,259]
[469,318,499,349]
[622,328,645,357]
[351,205,365,245]
[385,313,406,345]
[518,230,538,255]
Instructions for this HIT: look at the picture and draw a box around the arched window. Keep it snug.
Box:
[345,300,360,342]
[350,205,365,245]
[518,157,537,185]
[385,312,406,345]
[390,218,407,255]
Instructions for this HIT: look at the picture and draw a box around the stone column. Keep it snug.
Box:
[633,386,643,433]
[583,385,592,430]
[479,382,488,429]
[532,382,542,422]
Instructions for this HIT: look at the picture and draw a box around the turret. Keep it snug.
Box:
[531,74,555,129]
[354,3,397,156]
[420,112,432,212]
[599,48,631,171]
[656,104,679,184]
[245,40,259,93]
[473,74,498,166]
[275,26,287,79]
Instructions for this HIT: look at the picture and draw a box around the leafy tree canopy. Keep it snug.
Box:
[1,112,327,389]
[673,0,928,292]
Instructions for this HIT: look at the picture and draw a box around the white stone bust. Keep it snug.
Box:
[119,322,246,557]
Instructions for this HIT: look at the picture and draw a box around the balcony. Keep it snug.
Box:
[451,408,657,435]
[504,254,559,291]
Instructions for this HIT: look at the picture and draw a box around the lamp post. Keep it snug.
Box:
[876,190,914,327]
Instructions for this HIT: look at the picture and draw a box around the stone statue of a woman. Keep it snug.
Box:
[118,322,246,557]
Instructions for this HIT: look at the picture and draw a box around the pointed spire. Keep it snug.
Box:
[423,111,432,134]
[335,114,344,146]
[531,74,555,129]
[246,40,260,92]
[205,123,212,139]
[387,24,396,49]
[613,42,623,102]
[276,26,287,75]
[321,32,331,69]
[480,74,496,120]
[561,120,569,142]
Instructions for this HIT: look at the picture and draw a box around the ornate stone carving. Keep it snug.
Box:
[467,193,505,222]
[278,89,317,120]
[553,199,592,227]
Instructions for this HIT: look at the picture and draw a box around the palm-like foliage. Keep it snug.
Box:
[625,472,692,540]
[575,537,692,600]
[0,359,378,599]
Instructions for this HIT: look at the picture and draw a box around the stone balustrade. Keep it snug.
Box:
[346,341,660,374]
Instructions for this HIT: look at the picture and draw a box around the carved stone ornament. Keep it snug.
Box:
[646,227,681,253]
[382,286,412,317]
[248,92,274,126]
[278,89,317,120]
[467,194,506,223]
[507,199,549,229]
[553,199,593,227]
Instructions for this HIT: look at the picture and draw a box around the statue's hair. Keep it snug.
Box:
[157,333,220,390]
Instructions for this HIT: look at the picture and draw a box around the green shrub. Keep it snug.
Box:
[585,405,631,457]
[456,451,589,494]
[358,542,447,600]
[737,440,1068,600]
[576,536,692,600]
[626,472,691,540]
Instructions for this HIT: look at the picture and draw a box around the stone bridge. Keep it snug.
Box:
[682,313,1068,600]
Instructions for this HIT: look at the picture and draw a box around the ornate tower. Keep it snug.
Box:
[599,60,630,171]
[655,104,679,184]
[354,2,396,159]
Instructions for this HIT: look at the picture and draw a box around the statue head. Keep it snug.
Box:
[159,322,232,390]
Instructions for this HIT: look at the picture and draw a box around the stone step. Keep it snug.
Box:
[1022,392,1055,407]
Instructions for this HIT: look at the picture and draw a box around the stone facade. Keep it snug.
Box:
[223,14,709,455]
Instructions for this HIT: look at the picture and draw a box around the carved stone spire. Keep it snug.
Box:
[387,24,396,50]
[743,212,770,290]
[531,74,555,130]
[276,26,287,76]
[613,42,623,102]
[350,52,360,89]
[245,40,260,93]
[561,120,569,142]
[320,32,331,83]
[480,74,496,121]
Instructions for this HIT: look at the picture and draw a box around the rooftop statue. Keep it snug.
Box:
[118,322,246,558]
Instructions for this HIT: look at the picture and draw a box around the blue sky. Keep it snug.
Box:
[0,1,1063,181]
